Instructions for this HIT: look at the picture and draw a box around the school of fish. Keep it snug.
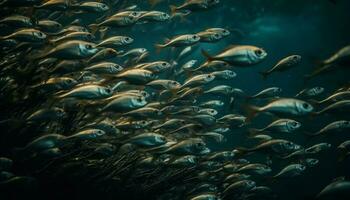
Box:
[0,0,350,200]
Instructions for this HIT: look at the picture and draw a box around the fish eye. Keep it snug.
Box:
[255,49,263,56]
[192,35,198,39]
[302,103,309,109]
[293,55,299,60]
[125,37,130,41]
[105,88,111,93]
[162,13,168,17]
[162,62,167,66]
[86,44,92,49]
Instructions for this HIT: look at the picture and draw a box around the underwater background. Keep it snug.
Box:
[1,0,350,200]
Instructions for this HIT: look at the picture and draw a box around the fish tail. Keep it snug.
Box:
[99,27,109,39]
[155,44,165,54]
[259,71,269,80]
[169,5,178,17]
[242,104,260,122]
[201,49,215,62]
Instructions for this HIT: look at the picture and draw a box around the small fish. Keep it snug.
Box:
[273,164,306,178]
[316,178,350,199]
[202,45,267,66]
[137,11,170,22]
[84,62,123,75]
[97,36,133,48]
[307,120,350,136]
[58,84,112,99]
[313,100,350,115]
[246,98,314,119]
[181,73,215,88]
[248,119,301,136]
[235,139,301,156]
[247,87,282,100]
[295,87,324,98]
[0,29,47,43]
[305,143,332,153]
[260,55,301,79]
[116,69,156,84]
[102,95,147,112]
[155,34,200,52]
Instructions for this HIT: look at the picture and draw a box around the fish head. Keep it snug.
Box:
[168,80,181,89]
[160,61,171,69]
[212,32,223,40]
[131,96,147,108]
[190,139,211,155]
[95,129,106,137]
[188,34,200,43]
[296,101,314,114]
[155,134,167,144]
[206,108,218,116]
[63,78,78,88]
[249,47,267,63]
[297,164,306,171]
[220,29,230,36]
[100,87,113,97]
[80,43,98,56]
[205,73,215,82]
[273,87,282,93]
[289,54,302,65]
[111,64,123,73]
[99,3,109,11]
[287,120,301,131]
[33,30,47,41]
[122,36,134,44]
[159,12,170,21]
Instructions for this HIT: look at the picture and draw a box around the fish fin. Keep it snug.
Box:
[88,23,99,34]
[99,27,109,39]
[241,104,260,122]
[201,49,215,62]
[155,44,165,54]
[259,71,269,80]
[169,5,178,17]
